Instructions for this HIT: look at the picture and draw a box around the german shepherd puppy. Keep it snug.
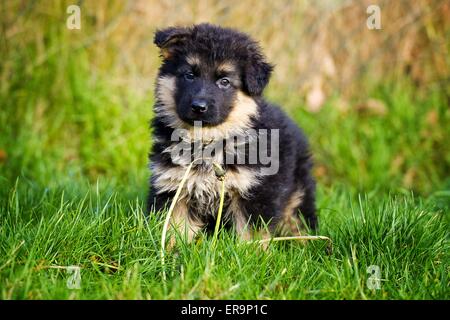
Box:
[148,23,317,242]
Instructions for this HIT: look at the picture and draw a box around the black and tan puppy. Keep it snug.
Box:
[148,23,317,242]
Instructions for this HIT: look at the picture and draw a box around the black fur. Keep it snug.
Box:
[148,23,317,237]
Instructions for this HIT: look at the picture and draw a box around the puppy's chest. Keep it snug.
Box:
[153,162,260,208]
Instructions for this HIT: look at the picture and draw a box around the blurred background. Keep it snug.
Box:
[0,0,449,197]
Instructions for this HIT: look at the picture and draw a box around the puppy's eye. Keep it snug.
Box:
[217,77,231,89]
[184,71,195,81]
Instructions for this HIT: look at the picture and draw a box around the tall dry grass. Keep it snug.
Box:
[1,0,449,108]
[0,0,448,193]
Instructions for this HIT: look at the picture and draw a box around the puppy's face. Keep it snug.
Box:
[173,56,240,126]
[154,24,273,130]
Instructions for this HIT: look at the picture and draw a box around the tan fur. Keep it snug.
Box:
[155,74,259,141]
[210,91,258,138]
[152,162,261,206]
[161,49,171,59]
[181,91,259,141]
[152,162,261,242]
[277,189,305,236]
[154,75,185,128]
[169,198,203,245]
[186,54,201,67]
[227,194,251,240]
[217,61,237,74]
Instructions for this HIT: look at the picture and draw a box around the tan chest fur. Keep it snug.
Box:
[152,162,260,209]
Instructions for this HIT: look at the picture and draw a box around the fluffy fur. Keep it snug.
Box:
[148,23,317,241]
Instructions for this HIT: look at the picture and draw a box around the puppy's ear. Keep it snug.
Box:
[154,27,191,59]
[244,54,273,96]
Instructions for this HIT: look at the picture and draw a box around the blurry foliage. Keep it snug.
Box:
[0,0,449,195]
[2,0,448,105]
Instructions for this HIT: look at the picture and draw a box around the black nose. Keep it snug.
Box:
[191,100,208,113]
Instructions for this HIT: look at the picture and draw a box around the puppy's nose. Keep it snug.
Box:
[191,100,208,113]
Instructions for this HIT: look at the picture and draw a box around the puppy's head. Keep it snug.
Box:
[154,23,273,129]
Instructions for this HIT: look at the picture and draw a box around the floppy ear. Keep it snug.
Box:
[244,56,273,96]
[154,26,191,59]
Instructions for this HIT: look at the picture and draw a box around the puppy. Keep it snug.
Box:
[148,23,317,242]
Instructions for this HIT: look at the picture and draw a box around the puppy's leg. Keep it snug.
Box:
[170,198,204,247]
[277,185,316,236]
[148,190,203,248]
[229,197,252,241]
[298,176,317,232]
[236,196,283,242]
[228,196,272,242]
[293,153,318,232]
[277,188,305,236]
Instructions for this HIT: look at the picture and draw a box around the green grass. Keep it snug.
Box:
[0,81,449,299]
[0,15,449,299]
[0,178,448,299]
